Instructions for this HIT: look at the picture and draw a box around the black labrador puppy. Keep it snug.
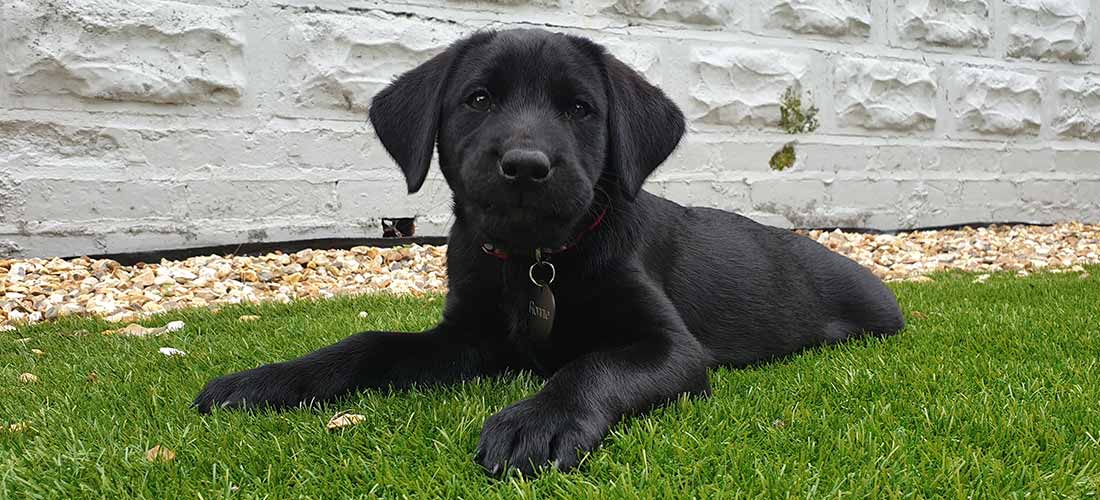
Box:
[195,29,905,476]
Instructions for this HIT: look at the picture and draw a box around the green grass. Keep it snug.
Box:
[3,269,1099,498]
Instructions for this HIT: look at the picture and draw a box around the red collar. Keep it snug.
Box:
[481,207,608,261]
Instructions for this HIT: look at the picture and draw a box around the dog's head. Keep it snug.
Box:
[369,29,684,251]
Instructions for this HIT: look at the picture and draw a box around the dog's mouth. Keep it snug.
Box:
[470,200,579,251]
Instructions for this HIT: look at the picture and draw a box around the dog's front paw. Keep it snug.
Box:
[193,363,316,413]
[475,397,609,477]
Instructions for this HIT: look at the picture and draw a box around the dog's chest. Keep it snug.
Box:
[501,275,617,374]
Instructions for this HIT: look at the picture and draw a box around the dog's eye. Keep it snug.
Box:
[465,90,492,112]
[567,100,591,120]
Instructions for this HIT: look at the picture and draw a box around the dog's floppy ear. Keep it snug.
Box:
[601,53,686,200]
[369,33,491,194]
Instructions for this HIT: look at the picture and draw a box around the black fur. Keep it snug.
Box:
[194,29,905,477]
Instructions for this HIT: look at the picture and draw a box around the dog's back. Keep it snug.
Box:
[633,191,905,367]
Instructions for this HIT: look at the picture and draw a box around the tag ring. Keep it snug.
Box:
[529,261,556,287]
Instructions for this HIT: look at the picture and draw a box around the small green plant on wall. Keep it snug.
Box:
[770,143,798,172]
[770,87,820,172]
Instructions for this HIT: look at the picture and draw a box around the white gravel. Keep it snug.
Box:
[2,222,1098,328]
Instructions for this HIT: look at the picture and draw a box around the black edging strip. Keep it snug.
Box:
[73,236,448,267]
[798,221,1054,235]
[72,221,1053,266]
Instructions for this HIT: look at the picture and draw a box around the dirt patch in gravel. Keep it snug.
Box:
[2,222,1097,328]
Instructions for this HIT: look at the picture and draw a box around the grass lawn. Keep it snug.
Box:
[2,268,1099,498]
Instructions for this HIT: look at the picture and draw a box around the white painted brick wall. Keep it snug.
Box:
[1,0,1099,258]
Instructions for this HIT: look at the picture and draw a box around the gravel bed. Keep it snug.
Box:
[2,222,1098,328]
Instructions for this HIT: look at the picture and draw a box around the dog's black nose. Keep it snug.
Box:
[500,149,551,182]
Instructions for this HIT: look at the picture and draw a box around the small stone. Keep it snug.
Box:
[358,311,369,318]
[6,422,30,433]
[145,445,176,463]
[159,347,187,357]
[171,269,198,283]
[7,263,29,281]
[103,323,168,338]
[104,311,137,324]
[326,411,366,431]
[133,269,156,287]
[31,348,44,357]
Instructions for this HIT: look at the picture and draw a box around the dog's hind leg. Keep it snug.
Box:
[830,269,906,338]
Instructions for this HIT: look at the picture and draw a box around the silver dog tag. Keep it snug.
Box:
[527,285,555,340]
[527,250,556,340]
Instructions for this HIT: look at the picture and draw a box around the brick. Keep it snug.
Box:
[945,206,994,223]
[764,0,871,38]
[830,179,899,207]
[1075,181,1100,204]
[184,180,338,219]
[1053,149,1100,174]
[605,0,739,26]
[863,145,942,171]
[896,179,961,228]
[937,147,1004,173]
[0,120,384,179]
[661,179,750,211]
[742,212,794,228]
[0,234,98,259]
[0,176,22,224]
[961,180,1019,202]
[948,67,1041,135]
[898,179,961,209]
[286,11,467,112]
[834,57,937,131]
[1052,75,1100,139]
[750,178,827,210]
[1002,148,1056,173]
[452,0,559,5]
[1018,180,1070,205]
[1004,0,1091,61]
[0,240,23,259]
[993,204,1085,223]
[688,47,812,128]
[336,178,452,219]
[599,38,663,85]
[894,0,991,48]
[3,0,245,104]
[19,180,188,221]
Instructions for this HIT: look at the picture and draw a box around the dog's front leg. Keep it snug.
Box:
[475,281,711,476]
[193,323,499,413]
